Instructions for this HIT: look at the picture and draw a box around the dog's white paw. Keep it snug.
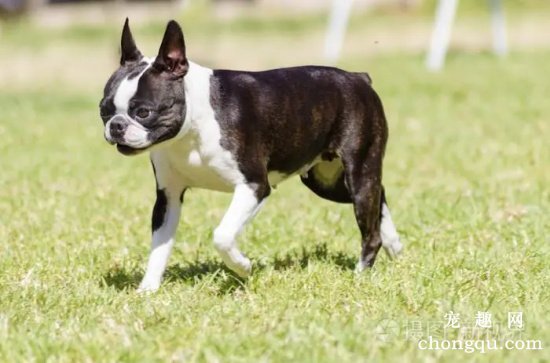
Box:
[234,258,252,278]
[382,236,403,259]
[224,256,252,278]
[215,245,253,278]
[137,279,160,294]
[355,260,367,274]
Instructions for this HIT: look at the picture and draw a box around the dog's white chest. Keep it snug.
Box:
[153,137,242,192]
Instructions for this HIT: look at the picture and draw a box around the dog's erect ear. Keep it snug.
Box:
[120,18,142,65]
[153,20,188,78]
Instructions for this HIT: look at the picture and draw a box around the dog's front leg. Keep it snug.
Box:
[138,186,184,293]
[214,182,270,278]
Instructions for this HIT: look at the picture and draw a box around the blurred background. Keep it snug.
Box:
[0,0,549,93]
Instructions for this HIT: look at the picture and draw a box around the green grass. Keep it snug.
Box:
[0,15,549,363]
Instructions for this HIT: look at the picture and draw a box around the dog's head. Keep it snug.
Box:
[100,19,189,155]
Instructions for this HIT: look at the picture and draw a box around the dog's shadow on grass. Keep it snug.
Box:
[101,243,356,293]
[101,259,228,292]
[271,243,356,271]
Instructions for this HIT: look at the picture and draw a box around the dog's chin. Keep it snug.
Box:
[116,144,148,156]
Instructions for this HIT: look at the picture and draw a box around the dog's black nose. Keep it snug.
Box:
[109,118,126,138]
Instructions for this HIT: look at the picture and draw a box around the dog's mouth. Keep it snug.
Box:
[116,143,148,156]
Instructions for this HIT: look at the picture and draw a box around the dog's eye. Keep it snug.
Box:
[136,108,151,119]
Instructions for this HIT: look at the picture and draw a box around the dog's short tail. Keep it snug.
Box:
[354,71,373,85]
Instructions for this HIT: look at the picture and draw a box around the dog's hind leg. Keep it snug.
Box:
[213,181,270,277]
[379,187,403,259]
[341,89,390,272]
[343,149,384,272]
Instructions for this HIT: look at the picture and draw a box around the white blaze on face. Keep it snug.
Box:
[105,59,154,148]
[114,58,154,113]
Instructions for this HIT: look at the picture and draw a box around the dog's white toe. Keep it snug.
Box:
[234,259,252,278]
[137,280,160,294]
[223,256,252,278]
[382,237,403,259]
[355,260,368,274]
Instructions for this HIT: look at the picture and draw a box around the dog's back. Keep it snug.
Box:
[210,66,382,178]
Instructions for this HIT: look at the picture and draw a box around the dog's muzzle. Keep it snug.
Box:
[104,115,152,154]
[107,117,126,143]
[104,115,126,144]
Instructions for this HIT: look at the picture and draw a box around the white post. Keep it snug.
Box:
[489,0,508,56]
[426,0,459,71]
[324,0,354,64]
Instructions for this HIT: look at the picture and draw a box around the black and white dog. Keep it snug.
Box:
[100,19,402,292]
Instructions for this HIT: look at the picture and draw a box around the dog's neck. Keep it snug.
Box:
[182,61,215,135]
[150,61,223,158]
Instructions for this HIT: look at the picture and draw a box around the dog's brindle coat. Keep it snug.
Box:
[100,19,402,292]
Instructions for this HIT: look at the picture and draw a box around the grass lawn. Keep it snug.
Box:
[0,8,549,362]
